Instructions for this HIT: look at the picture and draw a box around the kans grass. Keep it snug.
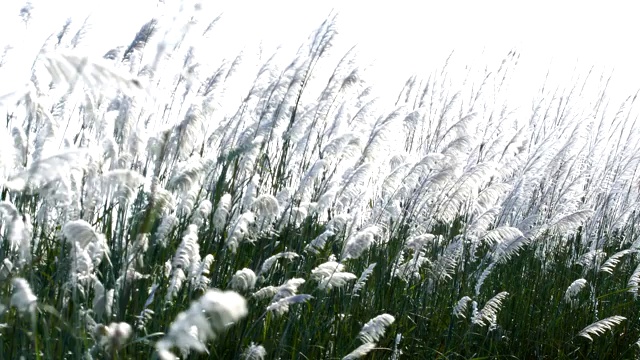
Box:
[2,4,640,360]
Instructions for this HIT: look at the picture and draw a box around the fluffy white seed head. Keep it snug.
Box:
[564,278,588,306]
[10,277,37,314]
[358,313,395,343]
[343,342,376,360]
[230,268,257,292]
[266,294,313,316]
[242,343,267,360]
[156,289,248,357]
[213,193,232,230]
[95,322,133,350]
[317,271,357,291]
[341,225,381,260]
[257,251,299,276]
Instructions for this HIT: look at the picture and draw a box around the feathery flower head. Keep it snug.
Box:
[156,289,248,357]
[10,277,37,314]
[358,313,395,343]
[242,343,267,360]
[230,268,257,292]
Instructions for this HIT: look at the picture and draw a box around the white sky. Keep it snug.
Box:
[1,0,640,103]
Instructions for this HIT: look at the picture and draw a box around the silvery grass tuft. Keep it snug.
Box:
[453,296,473,319]
[311,260,357,290]
[254,278,306,304]
[341,313,395,359]
[564,278,588,306]
[351,262,376,296]
[155,289,248,358]
[94,322,132,351]
[257,251,299,277]
[358,313,395,344]
[10,277,37,315]
[471,291,509,327]
[266,294,313,316]
[342,342,376,360]
[230,268,257,292]
[242,342,267,360]
[578,316,627,341]
[3,2,640,358]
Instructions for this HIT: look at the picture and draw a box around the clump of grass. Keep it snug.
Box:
[1,2,640,360]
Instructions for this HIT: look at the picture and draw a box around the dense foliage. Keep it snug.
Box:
[1,3,640,360]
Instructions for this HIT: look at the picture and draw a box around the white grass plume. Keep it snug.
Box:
[4,150,86,193]
[94,322,133,351]
[318,271,356,291]
[358,313,395,343]
[335,162,372,212]
[390,333,403,360]
[405,234,435,253]
[453,296,473,319]
[4,212,33,268]
[578,315,626,341]
[166,269,186,303]
[352,263,376,297]
[43,52,143,96]
[548,209,594,236]
[165,225,209,299]
[341,225,380,260]
[600,249,635,275]
[213,193,232,230]
[171,106,206,161]
[306,230,335,253]
[0,126,16,181]
[257,251,299,277]
[193,254,215,291]
[242,174,259,211]
[564,278,588,306]
[226,211,256,253]
[100,169,146,204]
[295,159,328,202]
[93,280,114,321]
[10,277,37,314]
[430,238,463,282]
[177,188,199,218]
[252,286,279,301]
[253,278,306,303]
[342,342,376,360]
[63,219,102,249]
[242,343,267,360]
[171,224,200,275]
[266,294,313,316]
[155,214,179,247]
[466,207,501,238]
[492,233,530,265]
[471,291,509,327]
[192,199,213,227]
[252,194,280,229]
[577,249,607,272]
[628,263,640,295]
[391,251,431,283]
[481,226,524,246]
[229,268,257,292]
[272,278,306,302]
[0,259,13,281]
[311,260,345,279]
[62,220,110,284]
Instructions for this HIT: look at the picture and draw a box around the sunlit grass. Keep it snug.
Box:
[1,3,640,360]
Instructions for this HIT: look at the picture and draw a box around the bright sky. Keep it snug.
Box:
[1,0,640,103]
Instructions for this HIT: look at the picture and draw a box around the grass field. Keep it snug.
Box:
[1,4,640,360]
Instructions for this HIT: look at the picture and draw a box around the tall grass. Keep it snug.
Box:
[1,3,640,359]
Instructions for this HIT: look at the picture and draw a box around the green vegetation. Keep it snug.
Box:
[1,4,640,360]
